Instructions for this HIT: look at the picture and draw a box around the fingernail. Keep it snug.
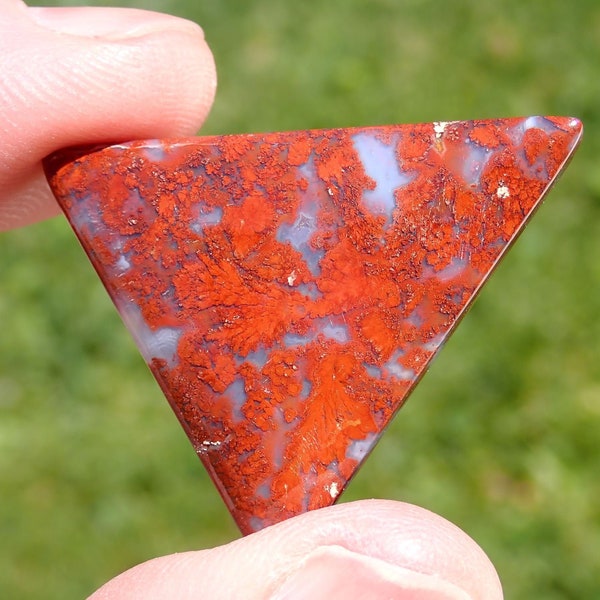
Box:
[28,6,203,41]
[272,546,472,600]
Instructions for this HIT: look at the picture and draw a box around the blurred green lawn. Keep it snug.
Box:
[1,0,600,598]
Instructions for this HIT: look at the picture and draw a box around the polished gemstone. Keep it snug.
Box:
[45,116,582,534]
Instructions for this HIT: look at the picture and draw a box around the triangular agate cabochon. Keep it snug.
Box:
[45,116,581,534]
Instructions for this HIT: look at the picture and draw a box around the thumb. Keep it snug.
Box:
[88,500,503,600]
[0,1,216,230]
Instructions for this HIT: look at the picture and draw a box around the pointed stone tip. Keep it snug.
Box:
[544,116,583,173]
[547,115,583,139]
[568,116,583,134]
[569,117,583,145]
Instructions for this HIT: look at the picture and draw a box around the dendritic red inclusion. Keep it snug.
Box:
[45,116,582,534]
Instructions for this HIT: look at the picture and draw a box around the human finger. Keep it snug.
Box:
[0,1,216,230]
[88,499,503,600]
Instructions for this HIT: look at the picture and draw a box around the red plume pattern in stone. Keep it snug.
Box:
[45,116,582,534]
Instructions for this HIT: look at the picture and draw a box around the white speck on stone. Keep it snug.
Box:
[202,440,221,448]
[434,121,449,139]
[287,270,297,286]
[197,439,222,454]
[328,482,339,498]
[496,183,510,199]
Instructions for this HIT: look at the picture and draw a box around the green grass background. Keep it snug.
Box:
[1,0,599,597]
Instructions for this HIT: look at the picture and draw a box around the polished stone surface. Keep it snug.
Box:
[45,116,582,534]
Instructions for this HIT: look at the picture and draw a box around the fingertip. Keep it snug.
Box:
[270,500,504,600]
[0,6,217,230]
[27,6,217,138]
[87,501,503,600]
[28,6,206,41]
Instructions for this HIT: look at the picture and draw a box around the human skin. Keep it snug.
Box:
[0,2,503,598]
